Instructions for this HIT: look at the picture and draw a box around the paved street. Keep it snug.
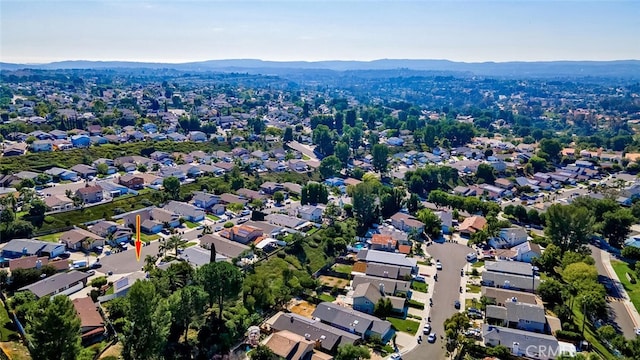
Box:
[99,241,161,274]
[590,245,638,339]
[403,242,472,360]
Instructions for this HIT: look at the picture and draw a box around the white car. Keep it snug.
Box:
[427,333,437,343]
[436,261,442,270]
[423,323,432,335]
[390,353,401,360]
[635,328,640,336]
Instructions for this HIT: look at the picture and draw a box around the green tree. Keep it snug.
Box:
[96,163,109,175]
[250,345,278,360]
[335,344,371,360]
[319,155,343,179]
[416,208,442,240]
[163,176,181,200]
[443,312,471,353]
[301,182,329,205]
[283,127,294,142]
[273,191,285,204]
[168,285,208,339]
[476,163,496,184]
[536,278,564,306]
[166,235,186,256]
[373,298,393,318]
[601,208,635,248]
[0,208,15,224]
[539,138,562,162]
[350,181,378,230]
[312,124,334,157]
[28,198,47,219]
[562,262,598,290]
[27,296,81,360]
[197,262,243,320]
[532,243,562,273]
[545,204,593,253]
[122,281,170,360]
[371,143,390,174]
[19,178,35,189]
[335,141,350,165]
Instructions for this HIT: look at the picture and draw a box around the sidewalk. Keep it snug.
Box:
[601,251,640,328]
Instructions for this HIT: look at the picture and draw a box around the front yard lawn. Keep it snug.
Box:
[184,242,198,248]
[184,221,199,229]
[410,281,428,293]
[139,233,160,243]
[206,214,220,221]
[466,284,481,293]
[387,317,420,335]
[472,260,485,268]
[611,260,640,311]
[307,227,320,235]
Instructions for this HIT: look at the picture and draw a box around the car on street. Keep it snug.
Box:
[436,261,442,270]
[423,323,431,335]
[427,333,437,343]
[237,217,249,224]
[635,328,640,336]
[454,300,461,309]
[390,353,401,360]
[215,226,223,231]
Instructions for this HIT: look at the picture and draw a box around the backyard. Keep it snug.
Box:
[611,260,640,311]
[410,281,428,293]
[332,264,353,275]
[0,303,16,342]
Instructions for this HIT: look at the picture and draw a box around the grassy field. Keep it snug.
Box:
[35,231,65,242]
[410,281,428,293]
[0,303,17,342]
[571,299,615,359]
[318,293,336,303]
[387,317,420,335]
[611,260,640,311]
[332,264,353,274]
[302,242,330,274]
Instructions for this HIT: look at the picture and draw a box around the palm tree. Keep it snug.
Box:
[143,255,157,272]
[166,235,186,257]
[159,238,169,258]
[201,225,212,235]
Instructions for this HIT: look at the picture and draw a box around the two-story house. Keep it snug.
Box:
[390,212,425,233]
[76,185,104,204]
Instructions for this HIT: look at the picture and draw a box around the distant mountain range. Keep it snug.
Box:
[2,59,640,78]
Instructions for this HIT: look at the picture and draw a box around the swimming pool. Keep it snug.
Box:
[354,243,366,250]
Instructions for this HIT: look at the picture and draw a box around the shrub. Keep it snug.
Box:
[407,299,425,309]
[223,221,234,228]
[622,246,640,260]
[556,330,582,341]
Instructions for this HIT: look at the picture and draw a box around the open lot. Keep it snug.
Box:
[289,300,316,318]
[318,275,349,289]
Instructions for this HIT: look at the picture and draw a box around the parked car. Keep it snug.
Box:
[454,300,461,309]
[237,217,249,224]
[427,333,437,343]
[423,323,432,335]
[414,275,426,283]
[390,353,401,360]
[436,261,442,270]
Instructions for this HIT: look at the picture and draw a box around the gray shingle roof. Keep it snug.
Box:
[357,249,417,268]
[271,313,358,352]
[484,261,534,276]
[312,302,392,337]
[19,270,90,298]
[352,275,411,294]
[482,324,559,358]
[2,239,59,256]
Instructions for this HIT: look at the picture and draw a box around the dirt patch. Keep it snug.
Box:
[288,300,317,318]
[99,342,122,359]
[318,275,349,289]
[0,342,31,360]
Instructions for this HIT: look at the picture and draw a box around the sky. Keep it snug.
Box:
[1,0,639,64]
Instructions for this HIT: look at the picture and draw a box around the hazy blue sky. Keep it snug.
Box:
[1,0,638,63]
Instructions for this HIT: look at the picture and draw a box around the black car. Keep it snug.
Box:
[454,300,461,309]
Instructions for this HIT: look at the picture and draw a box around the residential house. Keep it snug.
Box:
[167,133,187,142]
[510,241,542,263]
[2,238,65,259]
[459,216,487,237]
[390,212,425,233]
[270,313,359,354]
[72,297,106,343]
[60,228,105,251]
[188,131,207,142]
[482,261,540,292]
[178,164,202,178]
[363,263,413,280]
[482,325,570,360]
[260,182,285,195]
[251,150,269,160]
[76,185,104,204]
[237,188,266,201]
[356,249,418,270]
[495,178,514,190]
[351,275,411,295]
[124,208,180,234]
[435,211,453,234]
[312,302,395,342]
[489,227,528,249]
[486,300,548,333]
[44,167,78,181]
[31,139,53,152]
[9,255,49,272]
[192,191,220,209]
[117,174,144,190]
[2,143,27,156]
[49,129,68,139]
[283,182,302,195]
[71,164,97,179]
[265,213,308,230]
[352,282,407,316]
[220,225,263,245]
[179,246,227,267]
[481,287,540,307]
[44,195,74,212]
[263,331,315,360]
[18,270,91,298]
[288,160,308,173]
[219,193,249,206]
[163,201,205,222]
[71,134,91,148]
[369,234,397,252]
[298,205,325,223]
[199,235,251,259]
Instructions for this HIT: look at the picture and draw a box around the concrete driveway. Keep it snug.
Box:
[99,241,161,274]
[403,242,472,360]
